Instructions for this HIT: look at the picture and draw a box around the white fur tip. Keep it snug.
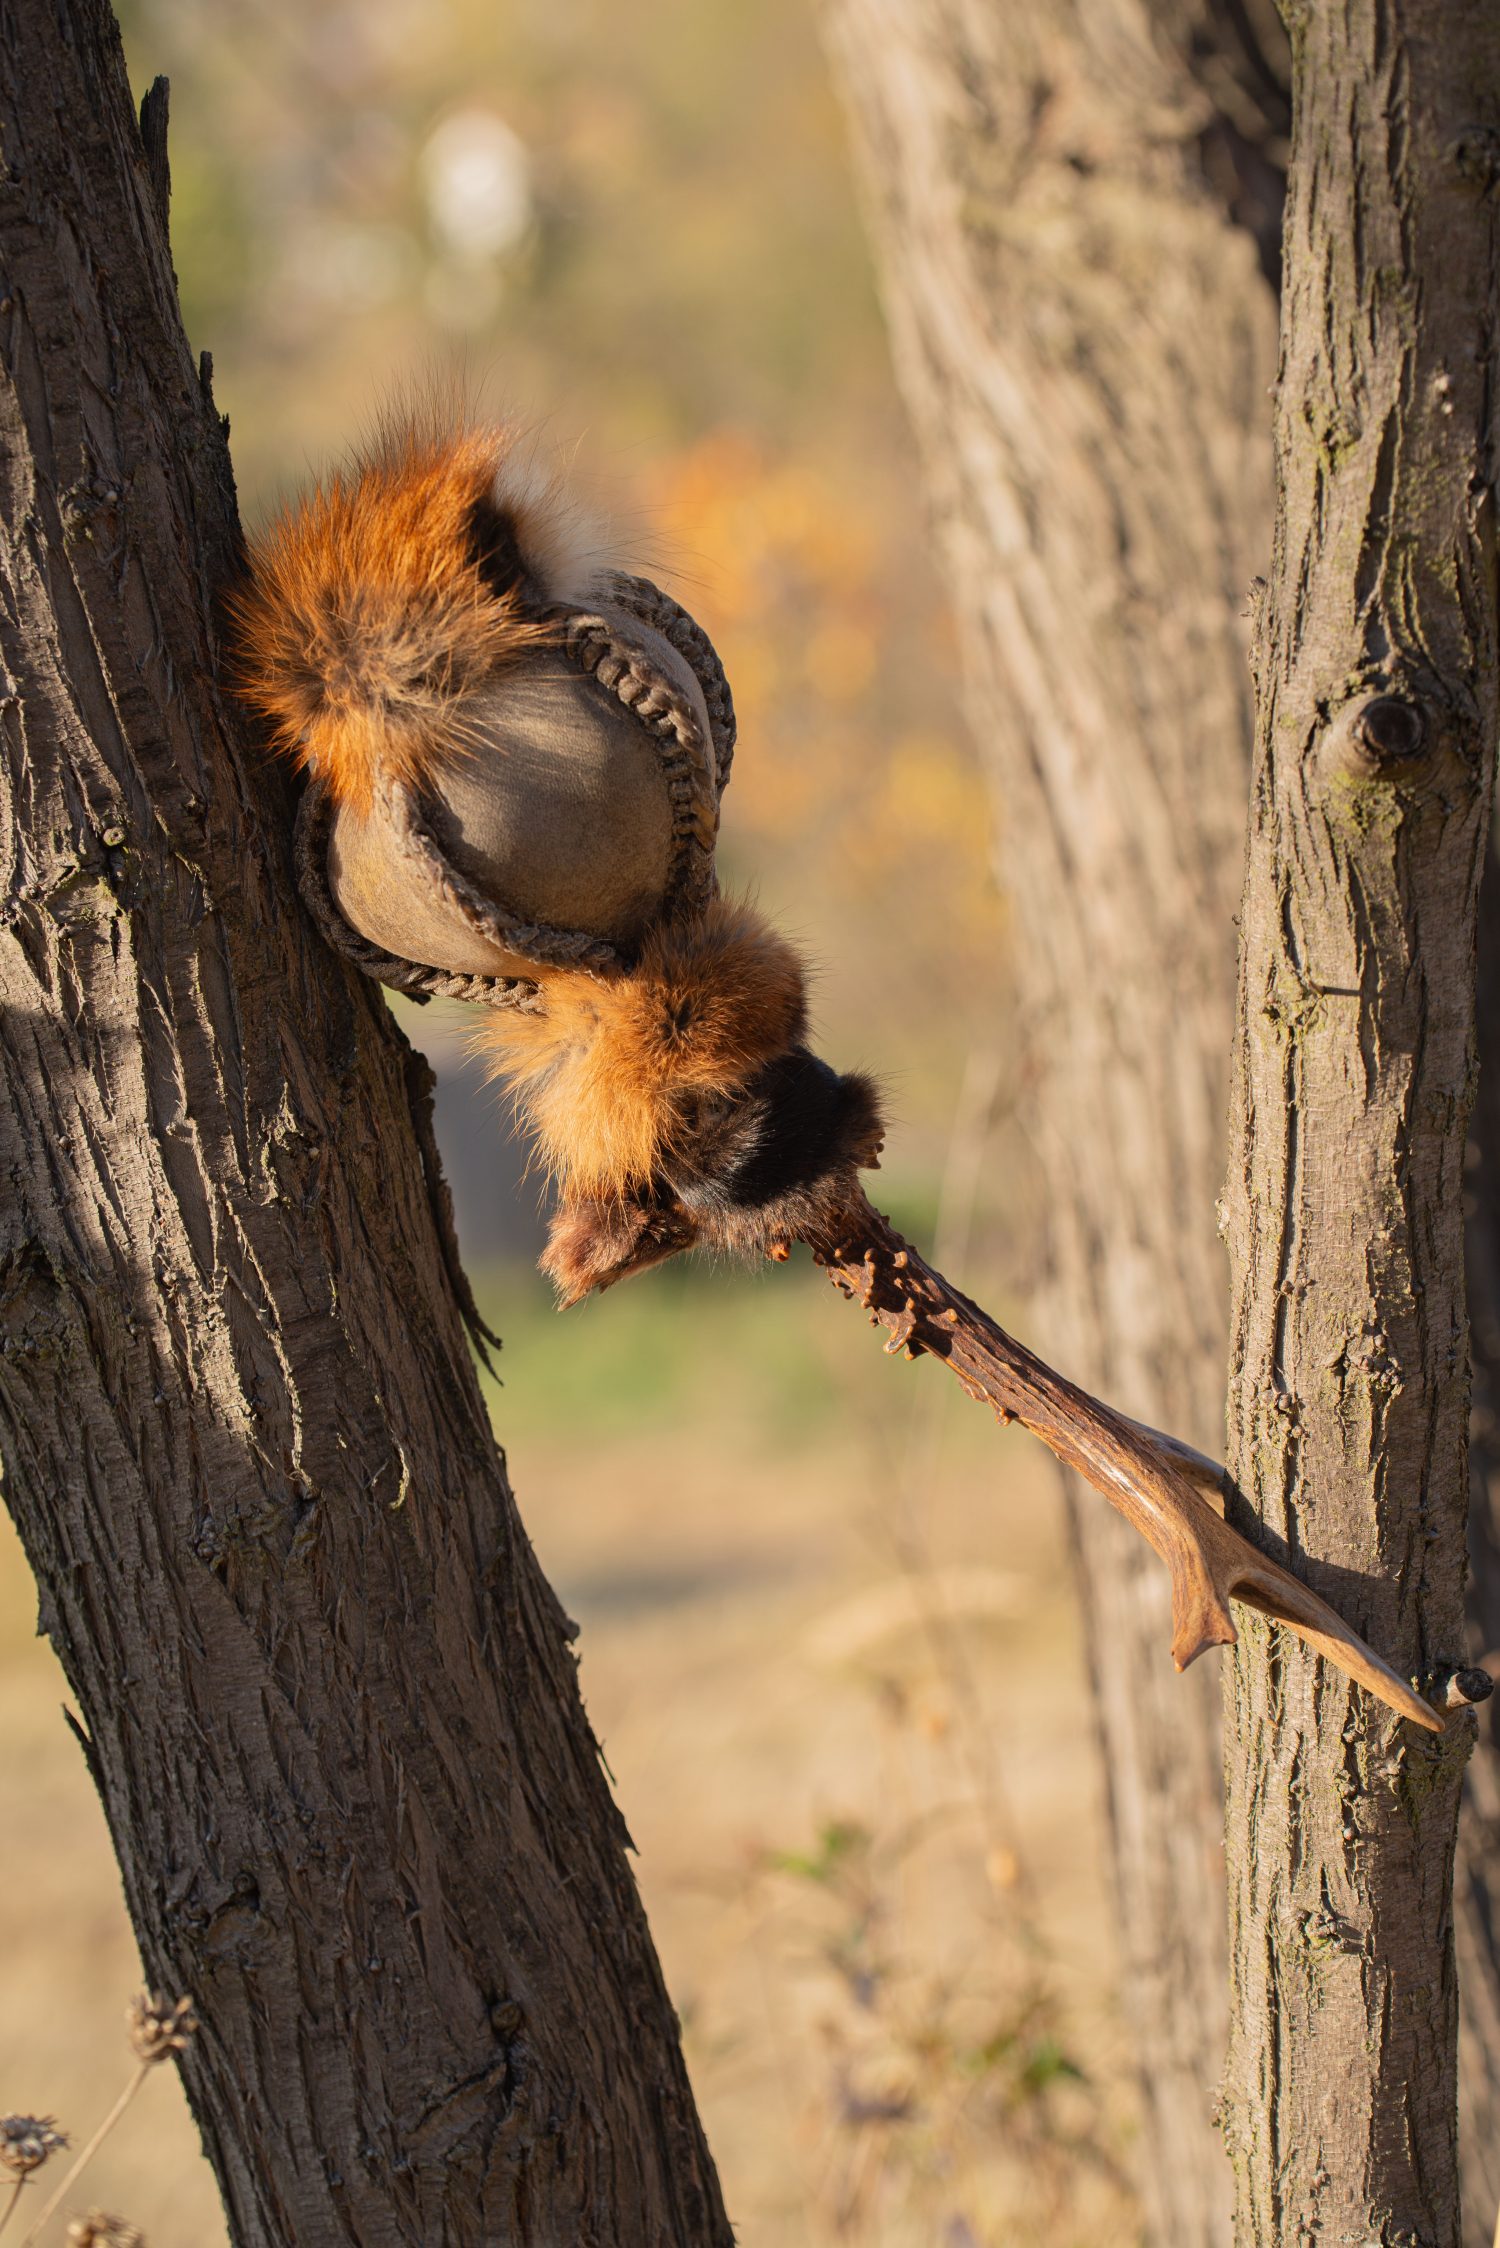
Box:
[492,446,611,608]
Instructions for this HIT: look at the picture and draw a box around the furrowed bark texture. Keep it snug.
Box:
[1458,840,1500,2247]
[1221,6,1500,2240]
[0,5,731,2243]
[821,5,1282,2237]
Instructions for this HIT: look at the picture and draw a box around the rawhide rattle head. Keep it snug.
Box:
[230,424,734,1000]
[230,419,882,1297]
[225,419,1467,1739]
[316,574,732,991]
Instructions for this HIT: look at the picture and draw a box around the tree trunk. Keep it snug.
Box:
[1459,833,1500,2247]
[0,5,730,2243]
[1220,4,1500,2238]
[820,5,1282,2238]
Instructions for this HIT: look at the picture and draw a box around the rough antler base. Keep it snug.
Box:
[804,1190,1443,1736]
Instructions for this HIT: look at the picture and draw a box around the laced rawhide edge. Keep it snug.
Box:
[291,570,738,1010]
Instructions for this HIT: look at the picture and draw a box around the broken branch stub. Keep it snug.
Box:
[806,1191,1443,1737]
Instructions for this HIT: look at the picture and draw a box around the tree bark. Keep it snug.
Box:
[0,5,730,2243]
[1220,5,1500,2239]
[1459,830,1500,2246]
[820,4,1283,2238]
[1458,833,1500,2247]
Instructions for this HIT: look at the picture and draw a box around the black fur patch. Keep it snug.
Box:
[466,495,539,607]
[673,1049,881,1216]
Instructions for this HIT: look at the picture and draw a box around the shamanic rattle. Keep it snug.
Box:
[229,416,1448,1736]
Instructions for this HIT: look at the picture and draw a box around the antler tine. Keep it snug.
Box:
[806,1189,1443,1737]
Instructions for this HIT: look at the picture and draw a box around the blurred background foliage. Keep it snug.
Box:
[0,1,1142,2241]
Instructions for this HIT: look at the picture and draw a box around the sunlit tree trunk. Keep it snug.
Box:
[1220,5,1500,2237]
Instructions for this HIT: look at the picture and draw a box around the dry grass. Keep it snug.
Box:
[0,1252,1141,2245]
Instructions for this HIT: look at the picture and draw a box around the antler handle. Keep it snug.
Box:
[806,1191,1443,1736]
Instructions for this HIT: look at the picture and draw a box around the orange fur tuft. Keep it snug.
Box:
[474,897,809,1201]
[227,422,606,815]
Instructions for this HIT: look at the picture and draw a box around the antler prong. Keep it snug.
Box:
[807,1189,1443,1737]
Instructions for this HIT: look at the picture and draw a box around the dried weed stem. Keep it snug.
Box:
[16,2073,146,2248]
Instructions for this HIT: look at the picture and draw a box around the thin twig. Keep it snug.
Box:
[0,2180,24,2240]
[17,2071,147,2248]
